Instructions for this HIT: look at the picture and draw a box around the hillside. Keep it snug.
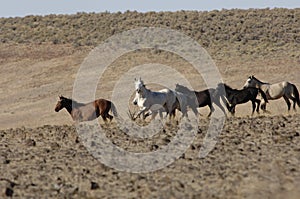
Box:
[1,8,299,60]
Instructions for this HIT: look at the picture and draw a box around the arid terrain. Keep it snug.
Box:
[0,9,300,198]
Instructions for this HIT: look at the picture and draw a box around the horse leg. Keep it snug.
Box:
[151,111,158,120]
[170,108,176,120]
[231,106,236,116]
[291,97,297,110]
[144,111,151,118]
[101,114,107,122]
[107,114,113,121]
[191,106,199,117]
[288,96,297,110]
[135,107,148,120]
[283,95,291,111]
[227,103,234,116]
[293,98,297,110]
[261,103,266,110]
[158,109,164,120]
[255,99,261,113]
[251,100,256,116]
[207,104,214,117]
[228,104,235,116]
[213,97,227,116]
[182,106,188,119]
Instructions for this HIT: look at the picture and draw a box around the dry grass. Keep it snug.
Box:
[1,8,299,60]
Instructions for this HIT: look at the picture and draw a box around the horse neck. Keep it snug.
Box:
[253,78,268,87]
[224,86,235,95]
[64,101,73,114]
[140,86,150,97]
[64,100,81,114]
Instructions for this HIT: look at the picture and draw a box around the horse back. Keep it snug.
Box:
[94,99,111,113]
[195,88,212,106]
[264,82,289,99]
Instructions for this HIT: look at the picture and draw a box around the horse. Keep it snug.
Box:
[216,83,268,116]
[172,90,195,118]
[132,78,178,120]
[175,83,226,117]
[133,91,190,120]
[54,95,118,122]
[243,75,300,111]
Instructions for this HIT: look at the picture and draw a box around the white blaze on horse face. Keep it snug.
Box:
[243,78,252,88]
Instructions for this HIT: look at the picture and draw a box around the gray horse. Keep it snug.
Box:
[243,75,300,111]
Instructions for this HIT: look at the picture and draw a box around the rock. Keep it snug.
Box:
[91,181,99,190]
[3,159,10,164]
[5,187,13,197]
[25,139,36,147]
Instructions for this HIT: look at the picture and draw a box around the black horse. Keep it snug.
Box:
[216,83,268,116]
[175,84,226,117]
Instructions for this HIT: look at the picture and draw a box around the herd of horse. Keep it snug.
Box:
[55,76,300,123]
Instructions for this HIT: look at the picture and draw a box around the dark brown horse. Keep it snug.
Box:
[55,96,118,122]
[216,83,268,116]
[175,84,226,117]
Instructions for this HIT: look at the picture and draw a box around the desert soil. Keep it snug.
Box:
[0,41,300,198]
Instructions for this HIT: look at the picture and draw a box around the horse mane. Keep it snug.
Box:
[224,84,232,90]
[251,76,266,84]
[61,96,85,107]
[219,83,235,91]
[141,84,152,93]
[72,99,85,107]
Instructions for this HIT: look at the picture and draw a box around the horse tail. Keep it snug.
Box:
[291,84,300,107]
[110,102,119,118]
[258,88,268,103]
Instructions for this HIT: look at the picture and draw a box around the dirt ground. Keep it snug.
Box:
[0,43,300,198]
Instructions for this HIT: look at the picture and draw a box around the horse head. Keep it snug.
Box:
[134,77,145,94]
[244,75,256,88]
[55,96,64,112]
[55,95,70,112]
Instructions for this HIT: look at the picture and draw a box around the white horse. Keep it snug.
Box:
[243,75,300,111]
[133,78,188,119]
[132,78,177,120]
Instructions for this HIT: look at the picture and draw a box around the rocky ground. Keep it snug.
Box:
[1,114,300,198]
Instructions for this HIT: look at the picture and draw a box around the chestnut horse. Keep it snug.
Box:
[55,96,118,122]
